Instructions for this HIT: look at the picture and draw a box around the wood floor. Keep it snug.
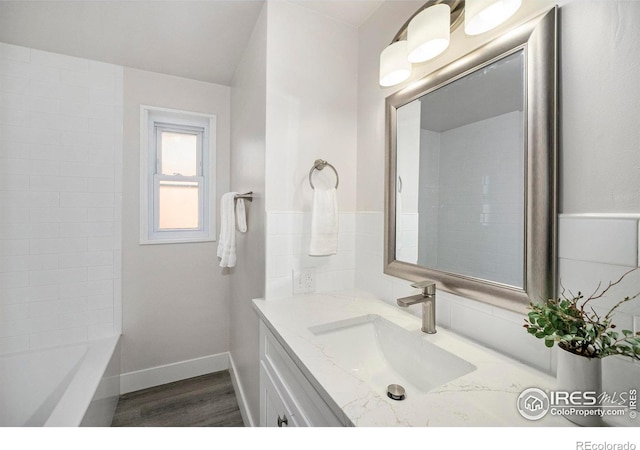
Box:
[111,371,244,427]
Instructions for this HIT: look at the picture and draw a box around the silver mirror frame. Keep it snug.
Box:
[384,8,557,313]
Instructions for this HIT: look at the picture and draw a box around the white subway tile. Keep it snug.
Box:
[27,159,59,176]
[59,281,88,299]
[29,326,86,350]
[0,271,28,289]
[89,87,116,106]
[0,239,29,256]
[25,223,60,239]
[27,254,59,271]
[59,297,88,314]
[0,173,29,192]
[1,303,29,321]
[86,251,113,267]
[87,207,113,222]
[0,140,30,159]
[0,158,30,176]
[60,69,91,88]
[30,50,87,72]
[60,84,89,104]
[0,75,29,95]
[28,64,61,84]
[87,175,114,193]
[58,237,88,253]
[0,206,28,224]
[23,285,59,303]
[0,335,29,355]
[28,95,61,114]
[86,279,113,297]
[559,216,639,267]
[87,222,113,237]
[0,222,29,239]
[0,255,28,273]
[87,294,112,311]
[0,315,57,338]
[58,222,89,238]
[30,80,62,99]
[58,252,88,269]
[28,191,59,207]
[58,311,89,329]
[88,308,113,325]
[88,266,113,281]
[0,107,29,127]
[59,162,114,179]
[88,236,114,251]
[88,322,113,340]
[0,43,30,63]
[0,59,30,78]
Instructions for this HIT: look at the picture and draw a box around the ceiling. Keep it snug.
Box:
[419,50,525,132]
[0,0,382,86]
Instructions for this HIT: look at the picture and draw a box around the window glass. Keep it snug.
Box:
[160,131,198,176]
[158,181,200,230]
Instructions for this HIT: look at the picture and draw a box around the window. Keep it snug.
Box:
[140,106,216,244]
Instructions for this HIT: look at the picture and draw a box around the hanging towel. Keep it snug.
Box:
[217,192,246,268]
[309,187,338,256]
[235,197,247,233]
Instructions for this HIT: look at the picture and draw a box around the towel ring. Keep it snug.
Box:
[308,159,339,189]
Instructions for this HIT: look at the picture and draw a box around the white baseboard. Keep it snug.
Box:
[228,353,255,427]
[120,352,230,394]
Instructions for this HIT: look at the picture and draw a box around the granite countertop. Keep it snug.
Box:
[253,290,573,427]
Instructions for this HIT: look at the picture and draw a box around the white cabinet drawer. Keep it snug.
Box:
[260,322,345,427]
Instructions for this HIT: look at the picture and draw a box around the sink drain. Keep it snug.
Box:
[387,384,406,401]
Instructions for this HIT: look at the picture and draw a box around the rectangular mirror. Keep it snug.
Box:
[385,8,557,312]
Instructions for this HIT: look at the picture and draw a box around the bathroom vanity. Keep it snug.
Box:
[253,291,571,427]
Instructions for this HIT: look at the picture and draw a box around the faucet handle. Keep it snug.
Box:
[411,280,436,296]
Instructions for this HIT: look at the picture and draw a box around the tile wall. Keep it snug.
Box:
[0,42,122,355]
[265,212,355,299]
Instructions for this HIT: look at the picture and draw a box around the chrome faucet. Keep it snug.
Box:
[397,280,437,334]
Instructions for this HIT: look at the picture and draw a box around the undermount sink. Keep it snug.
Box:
[309,314,476,398]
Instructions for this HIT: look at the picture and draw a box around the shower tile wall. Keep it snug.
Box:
[0,42,122,355]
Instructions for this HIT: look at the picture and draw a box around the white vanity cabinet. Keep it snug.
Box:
[259,321,346,427]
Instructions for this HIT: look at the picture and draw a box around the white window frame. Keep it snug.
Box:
[140,105,217,244]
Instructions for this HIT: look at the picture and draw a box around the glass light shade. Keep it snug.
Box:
[379,41,411,87]
[465,0,522,35]
[407,4,451,63]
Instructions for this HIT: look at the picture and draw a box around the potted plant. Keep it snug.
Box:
[524,269,640,426]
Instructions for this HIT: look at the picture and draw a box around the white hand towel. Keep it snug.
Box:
[309,187,338,256]
[217,192,238,268]
[235,198,247,233]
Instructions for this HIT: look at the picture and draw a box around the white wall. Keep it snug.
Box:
[229,2,267,427]
[559,0,640,214]
[0,43,122,355]
[355,0,640,379]
[121,68,231,375]
[264,1,358,299]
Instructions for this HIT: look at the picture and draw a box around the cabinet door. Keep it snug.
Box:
[260,364,298,428]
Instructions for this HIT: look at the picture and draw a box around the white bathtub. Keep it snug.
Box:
[0,336,120,427]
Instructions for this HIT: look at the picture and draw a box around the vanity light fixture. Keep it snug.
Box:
[379,41,412,87]
[465,0,522,35]
[379,0,522,87]
[407,3,451,63]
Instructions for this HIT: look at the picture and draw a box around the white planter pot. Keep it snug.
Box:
[556,348,603,426]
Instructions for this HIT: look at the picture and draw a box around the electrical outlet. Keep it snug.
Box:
[293,268,316,294]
